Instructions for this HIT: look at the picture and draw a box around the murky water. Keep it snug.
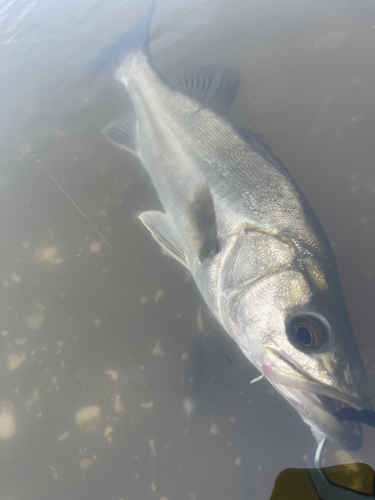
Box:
[2,1,375,499]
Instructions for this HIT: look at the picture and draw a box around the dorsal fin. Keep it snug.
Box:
[186,185,219,263]
[170,66,240,114]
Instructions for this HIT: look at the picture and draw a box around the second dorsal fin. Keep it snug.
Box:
[170,66,240,114]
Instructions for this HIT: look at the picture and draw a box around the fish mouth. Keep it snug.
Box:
[317,393,368,415]
[263,347,373,450]
[273,383,371,450]
[312,389,372,415]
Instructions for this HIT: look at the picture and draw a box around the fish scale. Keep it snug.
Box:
[125,51,327,257]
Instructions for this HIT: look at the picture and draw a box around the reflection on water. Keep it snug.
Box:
[1,0,375,499]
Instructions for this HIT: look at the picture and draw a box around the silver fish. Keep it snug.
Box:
[96,3,372,450]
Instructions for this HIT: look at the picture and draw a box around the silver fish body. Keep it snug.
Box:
[100,6,372,450]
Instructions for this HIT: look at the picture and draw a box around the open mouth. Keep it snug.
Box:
[318,393,363,415]
[272,386,366,450]
[312,387,373,415]
[292,388,373,450]
[262,346,373,448]
[284,385,371,418]
[315,392,374,430]
[262,346,373,413]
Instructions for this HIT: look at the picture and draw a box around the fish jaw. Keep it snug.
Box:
[272,383,365,450]
[262,347,373,450]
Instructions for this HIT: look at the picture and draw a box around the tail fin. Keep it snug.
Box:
[88,1,156,75]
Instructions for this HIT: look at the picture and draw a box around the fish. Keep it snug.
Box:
[93,2,372,450]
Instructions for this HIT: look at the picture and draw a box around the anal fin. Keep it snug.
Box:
[139,211,188,268]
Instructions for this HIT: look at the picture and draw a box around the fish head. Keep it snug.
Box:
[219,230,372,450]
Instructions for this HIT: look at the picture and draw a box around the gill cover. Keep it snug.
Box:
[217,225,296,338]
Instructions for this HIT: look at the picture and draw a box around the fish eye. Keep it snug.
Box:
[289,314,329,350]
[295,325,313,346]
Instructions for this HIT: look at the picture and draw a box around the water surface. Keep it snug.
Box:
[1,1,375,499]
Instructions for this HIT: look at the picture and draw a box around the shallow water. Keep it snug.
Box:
[2,0,375,499]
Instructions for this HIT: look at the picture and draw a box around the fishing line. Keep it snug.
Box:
[32,153,112,249]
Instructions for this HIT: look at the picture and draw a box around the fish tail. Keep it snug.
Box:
[88,1,156,75]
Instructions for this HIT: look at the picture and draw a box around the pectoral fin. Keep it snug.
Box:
[102,112,138,156]
[186,185,219,263]
[139,211,188,268]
